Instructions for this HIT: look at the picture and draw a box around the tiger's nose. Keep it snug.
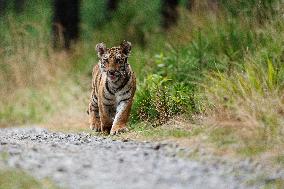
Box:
[108,70,115,76]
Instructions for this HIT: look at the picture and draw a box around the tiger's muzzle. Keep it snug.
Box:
[107,70,120,81]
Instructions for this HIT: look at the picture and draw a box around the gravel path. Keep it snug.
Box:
[0,127,283,189]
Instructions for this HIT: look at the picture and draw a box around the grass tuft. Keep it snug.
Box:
[0,169,58,189]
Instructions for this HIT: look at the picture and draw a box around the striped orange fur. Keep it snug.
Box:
[87,41,136,135]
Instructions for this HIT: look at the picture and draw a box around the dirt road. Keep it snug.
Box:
[0,127,282,189]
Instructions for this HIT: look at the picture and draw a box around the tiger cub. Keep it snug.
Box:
[87,41,136,135]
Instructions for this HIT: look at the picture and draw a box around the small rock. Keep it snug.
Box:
[119,158,124,163]
[83,163,92,168]
[57,167,66,172]
[122,138,129,142]
[51,143,57,147]
[9,149,21,155]
[31,147,38,152]
[0,141,7,145]
[153,144,161,150]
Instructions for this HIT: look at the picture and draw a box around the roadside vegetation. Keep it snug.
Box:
[0,168,57,189]
[0,0,283,165]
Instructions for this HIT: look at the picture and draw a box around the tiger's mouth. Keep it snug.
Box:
[109,75,116,80]
[107,71,120,81]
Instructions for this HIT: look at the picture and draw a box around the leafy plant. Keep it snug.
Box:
[131,74,195,125]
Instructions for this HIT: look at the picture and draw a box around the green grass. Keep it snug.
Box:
[132,124,200,139]
[238,146,267,156]
[275,154,284,165]
[209,127,238,147]
[263,178,284,189]
[203,59,284,149]
[247,175,284,189]
[0,169,58,189]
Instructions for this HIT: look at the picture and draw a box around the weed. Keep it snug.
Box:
[275,154,284,165]
[209,127,238,147]
[0,169,58,189]
[264,178,284,189]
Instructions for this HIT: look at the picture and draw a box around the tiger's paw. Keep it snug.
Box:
[110,127,129,135]
[90,123,101,132]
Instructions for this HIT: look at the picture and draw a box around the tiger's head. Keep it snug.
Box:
[96,40,132,82]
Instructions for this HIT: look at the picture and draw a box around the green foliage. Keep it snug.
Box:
[86,0,161,46]
[238,145,267,156]
[0,0,51,44]
[275,154,284,165]
[219,0,281,19]
[131,74,195,124]
[207,59,284,100]
[209,127,238,147]
[127,122,203,139]
[204,59,284,143]
[81,0,107,29]
[263,178,284,189]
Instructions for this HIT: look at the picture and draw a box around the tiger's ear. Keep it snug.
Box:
[120,40,131,56]
[96,42,107,58]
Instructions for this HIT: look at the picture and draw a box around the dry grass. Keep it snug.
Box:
[41,85,89,132]
[0,18,91,127]
[0,48,82,126]
[201,59,284,161]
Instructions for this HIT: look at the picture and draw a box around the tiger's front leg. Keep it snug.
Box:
[99,104,114,134]
[98,84,116,133]
[88,90,101,132]
[110,100,133,135]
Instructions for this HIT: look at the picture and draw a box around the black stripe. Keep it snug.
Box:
[92,99,98,104]
[103,103,115,106]
[90,104,98,111]
[114,77,121,85]
[118,97,131,106]
[100,61,106,68]
[119,64,126,71]
[116,73,131,91]
[120,85,132,96]
[105,81,115,95]
[103,90,113,101]
[92,95,98,103]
